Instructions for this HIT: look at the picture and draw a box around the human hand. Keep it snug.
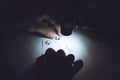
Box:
[29,15,62,39]
[33,48,83,80]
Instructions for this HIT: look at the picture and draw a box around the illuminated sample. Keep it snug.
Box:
[36,29,88,61]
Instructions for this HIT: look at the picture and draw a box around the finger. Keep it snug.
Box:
[39,27,55,39]
[29,26,55,39]
[56,49,66,57]
[37,14,62,37]
[44,48,57,65]
[72,60,83,75]
[66,54,75,64]
[56,49,66,62]
[53,24,62,36]
[29,15,55,39]
[45,48,56,57]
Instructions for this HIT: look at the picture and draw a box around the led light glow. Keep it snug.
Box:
[36,29,88,61]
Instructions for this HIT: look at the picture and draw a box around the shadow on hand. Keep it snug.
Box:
[28,48,83,80]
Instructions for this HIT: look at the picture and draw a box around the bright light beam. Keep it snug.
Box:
[35,29,88,61]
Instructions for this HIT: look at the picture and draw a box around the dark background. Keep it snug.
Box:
[0,0,120,80]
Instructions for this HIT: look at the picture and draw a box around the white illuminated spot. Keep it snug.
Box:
[36,29,88,61]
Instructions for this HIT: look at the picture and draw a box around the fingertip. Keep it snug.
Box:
[58,32,63,37]
[46,48,56,52]
[66,54,75,64]
[72,59,84,75]
[46,32,55,39]
[55,49,66,63]
[74,59,84,68]
[45,48,56,55]
[54,24,63,36]
[49,35,55,39]
[56,49,66,57]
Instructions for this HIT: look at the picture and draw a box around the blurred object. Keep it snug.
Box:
[61,12,75,36]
